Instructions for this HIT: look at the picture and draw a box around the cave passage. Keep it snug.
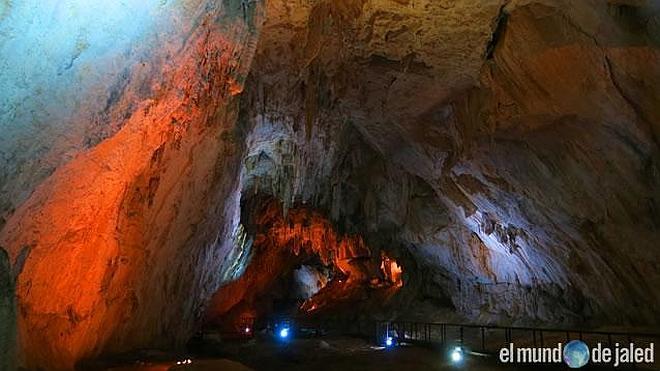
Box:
[205,197,405,333]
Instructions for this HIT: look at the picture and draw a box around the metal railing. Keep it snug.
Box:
[375,320,660,354]
[216,315,660,357]
[264,315,372,339]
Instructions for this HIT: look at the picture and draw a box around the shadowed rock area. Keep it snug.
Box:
[0,0,659,369]
[0,247,16,370]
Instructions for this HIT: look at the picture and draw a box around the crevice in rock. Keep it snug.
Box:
[485,3,509,60]
[604,55,660,147]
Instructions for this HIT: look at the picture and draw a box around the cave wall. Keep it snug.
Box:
[0,248,16,370]
[293,265,330,300]
[234,0,660,327]
[403,0,660,325]
[0,1,264,369]
[1,0,192,228]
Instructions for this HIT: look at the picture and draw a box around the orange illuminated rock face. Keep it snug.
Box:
[265,203,371,277]
[206,200,404,326]
[381,252,403,288]
[0,4,264,370]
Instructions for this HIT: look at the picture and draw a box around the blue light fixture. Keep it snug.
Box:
[385,336,393,347]
[450,346,464,363]
[279,327,290,339]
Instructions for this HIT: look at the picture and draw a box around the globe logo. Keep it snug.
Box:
[564,340,590,368]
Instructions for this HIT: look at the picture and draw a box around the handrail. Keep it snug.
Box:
[393,321,660,339]
[375,320,660,354]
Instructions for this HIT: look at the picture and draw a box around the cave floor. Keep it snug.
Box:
[105,335,644,370]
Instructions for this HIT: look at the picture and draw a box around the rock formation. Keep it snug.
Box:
[232,0,660,325]
[1,1,264,369]
[0,0,659,369]
[0,247,16,370]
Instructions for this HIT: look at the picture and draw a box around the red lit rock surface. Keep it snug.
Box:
[0,1,264,369]
[206,200,402,326]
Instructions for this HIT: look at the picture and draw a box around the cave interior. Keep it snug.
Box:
[1,0,660,370]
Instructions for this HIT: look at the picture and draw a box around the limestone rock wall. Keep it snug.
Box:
[236,0,660,327]
[0,248,16,371]
[1,0,190,229]
[407,0,660,325]
[0,1,264,369]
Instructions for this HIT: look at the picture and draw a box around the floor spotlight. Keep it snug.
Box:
[450,346,464,363]
[385,337,393,347]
